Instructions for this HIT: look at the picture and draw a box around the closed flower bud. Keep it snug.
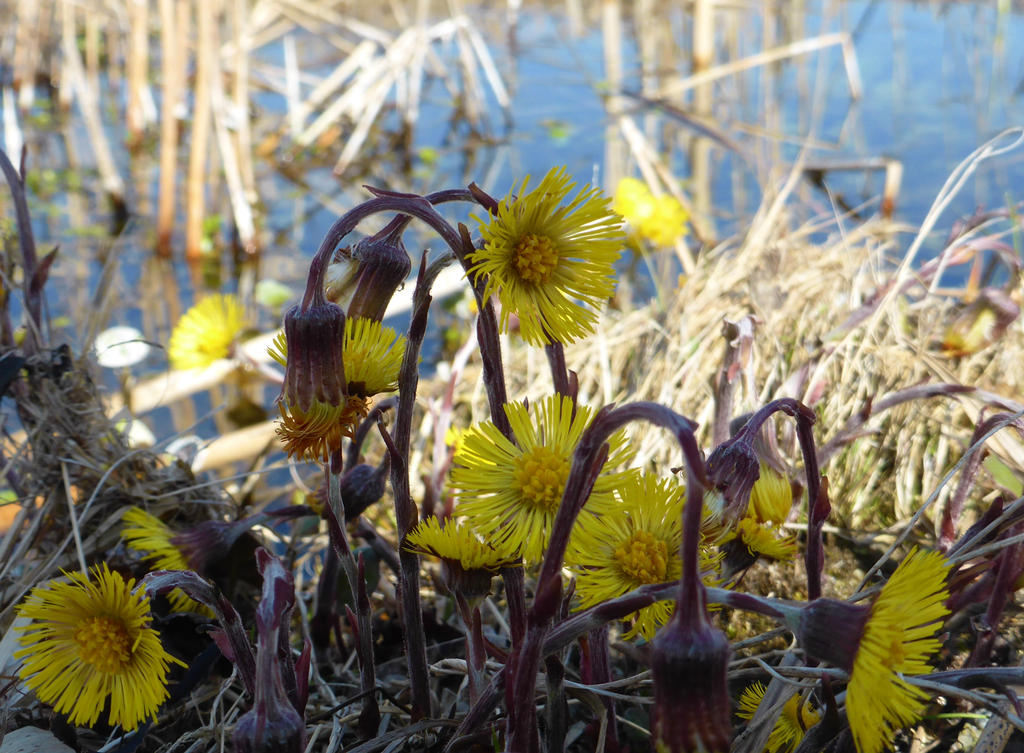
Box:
[705,434,760,523]
[651,613,732,753]
[326,218,411,322]
[339,457,390,521]
[269,303,369,463]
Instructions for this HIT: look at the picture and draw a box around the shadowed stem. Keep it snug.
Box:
[326,452,380,734]
[376,251,452,719]
[455,593,487,705]
[545,342,571,398]
[448,581,797,753]
[0,149,42,353]
[731,398,824,599]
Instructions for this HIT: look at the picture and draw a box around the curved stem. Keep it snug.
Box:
[508,401,704,753]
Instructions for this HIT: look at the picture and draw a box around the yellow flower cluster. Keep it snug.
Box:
[168,293,246,370]
[612,177,689,248]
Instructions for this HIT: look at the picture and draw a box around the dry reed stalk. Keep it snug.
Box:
[658,31,863,101]
[57,0,75,110]
[231,0,257,205]
[333,65,400,175]
[453,12,485,127]
[402,0,431,129]
[186,0,217,260]
[12,0,39,110]
[192,421,280,472]
[84,8,101,97]
[692,0,714,71]
[62,26,127,208]
[283,33,302,137]
[689,0,715,256]
[1,88,22,160]
[157,0,183,255]
[126,0,150,146]
[212,55,258,253]
[602,0,627,194]
[292,39,377,128]
[457,15,511,116]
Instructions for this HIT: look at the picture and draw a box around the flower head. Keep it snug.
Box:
[568,474,718,640]
[269,313,404,463]
[168,293,246,370]
[733,517,798,561]
[792,549,950,753]
[651,610,732,753]
[736,682,820,753]
[613,177,689,248]
[469,167,624,345]
[749,464,793,525]
[451,394,635,565]
[342,317,406,397]
[15,564,183,730]
[406,517,519,600]
[326,218,412,321]
[121,507,208,614]
[268,303,363,463]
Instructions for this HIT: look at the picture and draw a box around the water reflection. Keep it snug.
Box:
[0,0,1021,457]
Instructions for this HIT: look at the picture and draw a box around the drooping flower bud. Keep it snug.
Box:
[326,217,411,322]
[269,303,368,463]
[705,431,760,523]
[650,611,732,753]
[339,456,390,521]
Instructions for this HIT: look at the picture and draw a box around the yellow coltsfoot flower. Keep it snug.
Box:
[15,563,183,730]
[734,517,798,562]
[120,507,208,614]
[792,549,951,753]
[451,394,635,565]
[469,167,624,345]
[569,473,720,641]
[749,463,793,525]
[269,313,405,463]
[736,682,821,753]
[168,293,246,370]
[612,177,689,248]
[406,516,519,600]
[341,317,406,396]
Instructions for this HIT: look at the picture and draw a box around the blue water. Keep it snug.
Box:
[281,1,1024,278]
[3,1,1023,382]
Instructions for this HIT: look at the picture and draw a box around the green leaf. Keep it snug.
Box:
[983,455,1023,496]
[255,279,294,309]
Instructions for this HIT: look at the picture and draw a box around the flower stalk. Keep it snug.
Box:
[325,451,380,735]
